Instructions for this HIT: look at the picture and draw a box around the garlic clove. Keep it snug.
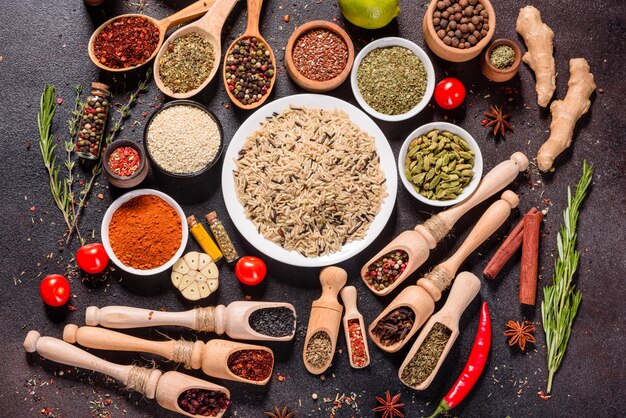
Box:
[198,282,211,298]
[195,272,207,283]
[172,258,190,275]
[208,277,219,292]
[183,251,200,271]
[200,262,219,279]
[171,271,184,288]
[179,271,197,290]
[198,252,212,270]
[181,282,201,301]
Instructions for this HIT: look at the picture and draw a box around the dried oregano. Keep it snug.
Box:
[159,33,215,94]
[357,46,427,115]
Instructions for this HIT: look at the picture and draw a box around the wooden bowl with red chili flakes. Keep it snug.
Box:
[103,140,149,188]
[285,21,354,93]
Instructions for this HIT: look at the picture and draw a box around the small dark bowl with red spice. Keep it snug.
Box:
[103,140,149,188]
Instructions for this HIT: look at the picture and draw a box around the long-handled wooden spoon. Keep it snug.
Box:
[399,271,480,390]
[361,152,528,297]
[24,331,231,418]
[340,286,371,369]
[369,190,519,353]
[222,0,276,109]
[88,0,215,72]
[85,301,296,341]
[154,0,240,98]
[303,266,347,375]
[63,325,273,385]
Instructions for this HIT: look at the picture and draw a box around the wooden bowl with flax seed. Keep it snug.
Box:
[285,21,354,93]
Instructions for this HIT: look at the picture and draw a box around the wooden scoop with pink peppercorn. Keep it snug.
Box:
[361,152,528,297]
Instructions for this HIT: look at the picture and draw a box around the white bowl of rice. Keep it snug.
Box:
[144,100,223,178]
[222,94,398,267]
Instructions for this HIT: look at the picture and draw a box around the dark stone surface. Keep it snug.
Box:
[1,0,625,417]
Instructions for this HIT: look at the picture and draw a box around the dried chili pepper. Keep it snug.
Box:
[427,302,491,418]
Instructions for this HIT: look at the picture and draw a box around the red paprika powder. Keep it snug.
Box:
[108,195,182,270]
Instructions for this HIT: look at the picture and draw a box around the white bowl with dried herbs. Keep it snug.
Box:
[351,37,435,122]
[398,122,483,207]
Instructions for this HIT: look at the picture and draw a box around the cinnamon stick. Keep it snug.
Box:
[483,207,539,280]
[519,210,543,305]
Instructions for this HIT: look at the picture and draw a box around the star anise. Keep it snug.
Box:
[373,390,404,418]
[265,405,295,418]
[483,105,513,138]
[504,320,536,350]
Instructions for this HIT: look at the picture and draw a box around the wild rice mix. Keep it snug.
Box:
[234,106,387,257]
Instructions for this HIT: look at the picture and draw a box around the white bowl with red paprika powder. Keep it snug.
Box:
[101,189,188,276]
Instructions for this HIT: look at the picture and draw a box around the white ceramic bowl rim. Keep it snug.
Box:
[101,188,189,276]
[350,37,436,122]
[398,122,484,207]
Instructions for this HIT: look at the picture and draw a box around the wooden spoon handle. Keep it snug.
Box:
[200,0,240,35]
[245,0,264,36]
[417,152,528,242]
[159,0,216,31]
[339,286,359,317]
[443,190,520,274]
[23,331,162,398]
[85,306,197,330]
[314,266,347,311]
[436,272,481,321]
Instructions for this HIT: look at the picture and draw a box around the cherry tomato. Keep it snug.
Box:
[40,274,71,307]
[76,243,109,274]
[434,77,466,110]
[235,256,267,286]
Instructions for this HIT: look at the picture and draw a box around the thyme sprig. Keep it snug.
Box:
[38,85,74,235]
[541,160,593,393]
[68,68,152,242]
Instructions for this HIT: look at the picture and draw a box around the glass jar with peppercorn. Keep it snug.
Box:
[76,82,110,159]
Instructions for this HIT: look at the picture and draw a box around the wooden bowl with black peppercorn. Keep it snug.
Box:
[479,39,522,82]
[285,21,355,93]
[423,0,496,62]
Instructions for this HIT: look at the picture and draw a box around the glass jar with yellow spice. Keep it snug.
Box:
[187,215,222,262]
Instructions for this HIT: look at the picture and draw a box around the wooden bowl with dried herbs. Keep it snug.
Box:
[350,37,435,122]
[479,39,522,82]
[398,122,483,207]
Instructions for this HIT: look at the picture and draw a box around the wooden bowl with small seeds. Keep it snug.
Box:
[479,39,522,82]
[285,21,354,93]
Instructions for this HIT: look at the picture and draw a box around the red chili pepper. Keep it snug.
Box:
[427,302,491,418]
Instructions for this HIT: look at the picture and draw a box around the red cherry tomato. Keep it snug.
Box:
[40,274,71,307]
[235,256,267,285]
[434,77,466,110]
[76,243,109,274]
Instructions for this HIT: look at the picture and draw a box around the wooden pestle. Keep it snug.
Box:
[63,325,273,385]
[24,330,230,418]
[361,152,529,296]
[85,301,296,341]
[369,190,519,353]
[302,266,347,375]
[399,271,481,390]
[340,286,371,369]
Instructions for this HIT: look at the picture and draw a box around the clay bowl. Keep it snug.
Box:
[103,140,149,188]
[423,0,496,62]
[479,38,522,82]
[285,20,355,93]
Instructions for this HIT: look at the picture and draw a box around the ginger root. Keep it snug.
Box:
[516,6,556,107]
[537,58,595,172]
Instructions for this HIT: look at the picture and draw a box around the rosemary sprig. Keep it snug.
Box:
[65,84,83,243]
[541,160,593,393]
[69,68,152,242]
[38,85,74,234]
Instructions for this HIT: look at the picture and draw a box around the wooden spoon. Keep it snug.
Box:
[369,190,519,353]
[24,330,230,418]
[63,325,273,385]
[302,266,347,375]
[361,152,528,297]
[153,0,241,98]
[340,286,371,369]
[222,0,276,109]
[85,301,296,342]
[88,0,215,72]
[398,271,481,390]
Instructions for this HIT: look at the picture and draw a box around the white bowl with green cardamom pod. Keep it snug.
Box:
[398,122,483,207]
[351,37,435,122]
